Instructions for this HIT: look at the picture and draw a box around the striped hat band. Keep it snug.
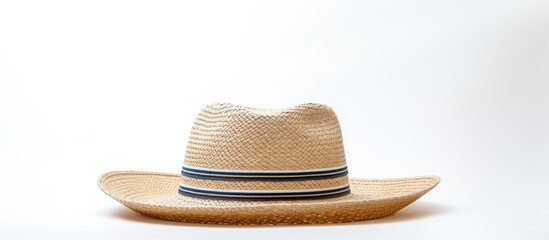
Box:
[181,164,348,181]
[178,184,351,201]
[179,164,351,200]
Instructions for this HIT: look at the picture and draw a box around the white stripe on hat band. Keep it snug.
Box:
[181,164,348,174]
[180,168,348,178]
[178,183,350,194]
[180,187,350,198]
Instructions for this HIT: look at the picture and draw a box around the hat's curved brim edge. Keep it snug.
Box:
[98,171,440,225]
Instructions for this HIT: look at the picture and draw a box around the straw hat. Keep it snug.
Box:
[98,103,440,225]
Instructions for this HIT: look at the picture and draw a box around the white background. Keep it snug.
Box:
[1,0,548,239]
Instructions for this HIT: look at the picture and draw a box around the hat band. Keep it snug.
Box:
[178,183,351,201]
[180,164,348,181]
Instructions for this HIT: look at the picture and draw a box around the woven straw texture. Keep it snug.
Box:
[98,103,440,224]
[184,103,345,171]
[99,171,439,224]
[181,103,348,193]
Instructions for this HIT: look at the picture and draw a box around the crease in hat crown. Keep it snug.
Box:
[178,102,351,200]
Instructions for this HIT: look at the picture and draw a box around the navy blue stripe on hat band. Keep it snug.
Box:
[180,169,349,181]
[178,184,351,201]
[180,165,348,181]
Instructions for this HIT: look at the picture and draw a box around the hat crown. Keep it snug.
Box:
[179,103,350,201]
[183,103,347,171]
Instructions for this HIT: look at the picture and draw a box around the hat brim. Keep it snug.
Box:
[98,171,440,225]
